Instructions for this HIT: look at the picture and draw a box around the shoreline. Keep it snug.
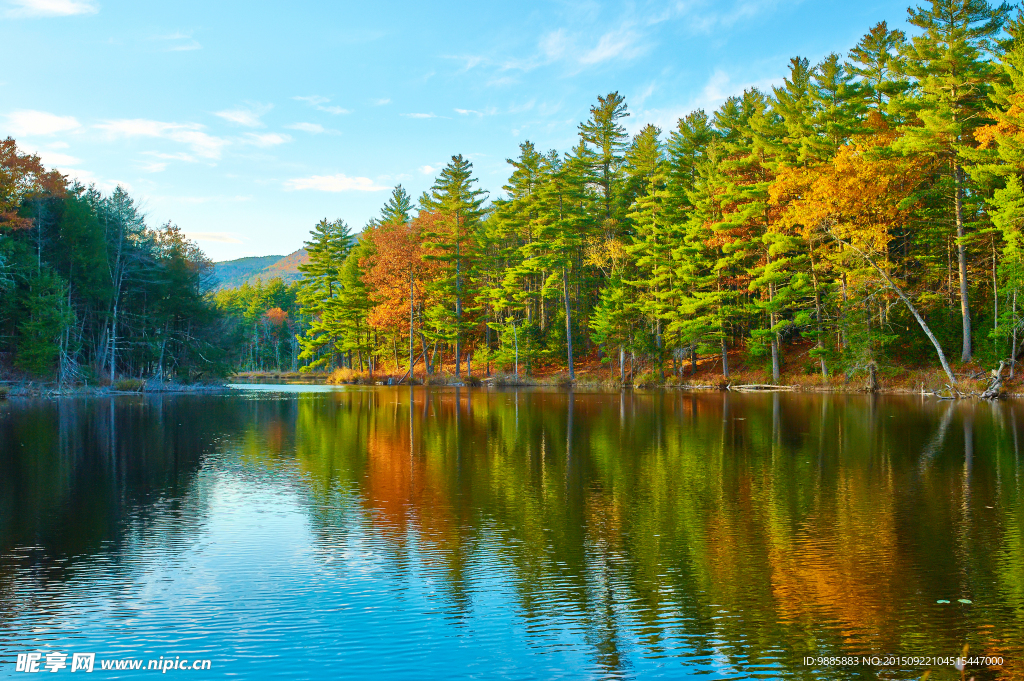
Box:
[2,376,1018,400]
[0,381,230,400]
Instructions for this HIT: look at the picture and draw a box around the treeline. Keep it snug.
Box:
[0,139,221,383]
[213,278,301,372]
[294,0,1024,385]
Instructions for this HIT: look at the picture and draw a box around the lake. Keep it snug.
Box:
[1,387,1021,679]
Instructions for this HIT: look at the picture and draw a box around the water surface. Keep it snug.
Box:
[1,387,1022,679]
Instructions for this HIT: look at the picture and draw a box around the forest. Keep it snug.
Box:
[5,0,1024,389]
[0,138,221,386]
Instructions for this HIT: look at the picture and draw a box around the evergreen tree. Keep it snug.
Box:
[297,218,355,370]
[579,92,630,236]
[380,185,413,225]
[896,0,1011,362]
[420,154,487,376]
[847,22,911,117]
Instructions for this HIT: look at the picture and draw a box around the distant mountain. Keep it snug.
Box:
[213,248,308,290]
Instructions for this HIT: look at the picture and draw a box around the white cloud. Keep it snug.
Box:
[293,95,350,115]
[402,113,436,119]
[634,82,657,108]
[372,98,391,106]
[501,25,648,76]
[455,108,483,117]
[418,165,436,175]
[242,132,291,147]
[294,95,329,106]
[487,76,519,87]
[63,168,129,193]
[215,103,272,128]
[168,40,201,51]
[285,122,324,134]
[692,68,780,110]
[628,69,782,134]
[579,29,646,65]
[152,31,201,51]
[144,150,196,163]
[444,55,484,73]
[140,161,167,173]
[646,0,784,33]
[539,29,569,60]
[20,144,80,169]
[5,0,97,18]
[285,173,388,192]
[507,99,536,114]
[96,119,228,159]
[4,110,80,136]
[35,151,80,167]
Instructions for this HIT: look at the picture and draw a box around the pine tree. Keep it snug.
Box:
[625,125,675,377]
[973,14,1024,366]
[297,218,355,370]
[896,0,1011,362]
[847,22,911,117]
[420,155,488,376]
[667,110,716,216]
[380,185,413,225]
[579,92,630,236]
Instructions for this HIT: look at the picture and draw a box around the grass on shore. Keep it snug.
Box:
[113,378,145,392]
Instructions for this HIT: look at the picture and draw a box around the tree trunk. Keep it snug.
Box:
[512,319,519,378]
[955,162,972,362]
[109,304,117,384]
[563,266,574,379]
[993,236,998,336]
[454,213,462,378]
[656,319,664,380]
[841,236,958,389]
[1013,289,1018,379]
[485,311,492,376]
[409,273,415,381]
[809,247,828,378]
[769,282,780,384]
[157,328,168,382]
[420,331,432,374]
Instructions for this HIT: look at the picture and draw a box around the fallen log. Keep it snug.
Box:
[729,384,796,392]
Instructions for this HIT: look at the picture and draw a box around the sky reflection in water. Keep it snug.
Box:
[0,387,1022,680]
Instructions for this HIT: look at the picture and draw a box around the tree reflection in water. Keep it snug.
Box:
[1,389,1022,679]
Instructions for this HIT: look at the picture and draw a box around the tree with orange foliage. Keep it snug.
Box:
[0,137,65,231]
[771,127,949,380]
[361,211,442,378]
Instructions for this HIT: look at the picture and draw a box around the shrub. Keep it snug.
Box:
[633,371,664,388]
[490,373,534,387]
[327,367,367,384]
[113,378,145,392]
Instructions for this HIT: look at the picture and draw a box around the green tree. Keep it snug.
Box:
[420,154,488,376]
[847,21,911,117]
[297,218,355,370]
[380,185,413,225]
[579,92,630,236]
[896,0,1011,362]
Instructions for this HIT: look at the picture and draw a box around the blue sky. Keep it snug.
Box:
[1,0,914,261]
